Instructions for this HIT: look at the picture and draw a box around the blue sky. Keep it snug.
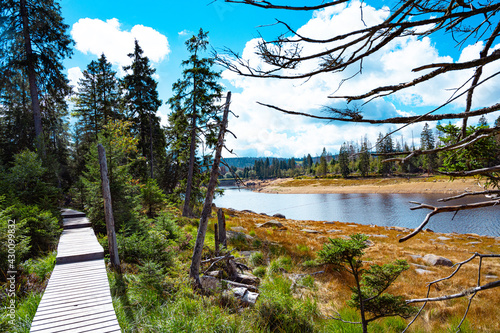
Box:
[60,0,500,158]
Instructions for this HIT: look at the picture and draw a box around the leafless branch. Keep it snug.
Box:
[256,101,500,124]
[399,199,500,242]
[403,253,500,332]
[438,189,500,202]
[438,165,500,177]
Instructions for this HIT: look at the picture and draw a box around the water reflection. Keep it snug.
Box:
[214,188,500,237]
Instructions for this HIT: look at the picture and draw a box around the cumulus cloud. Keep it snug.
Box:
[67,67,83,92]
[71,18,170,69]
[221,1,500,157]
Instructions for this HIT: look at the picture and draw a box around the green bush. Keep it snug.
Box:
[256,276,319,332]
[6,150,61,213]
[253,266,266,278]
[0,204,60,281]
[249,251,265,267]
[117,228,175,268]
[141,178,167,218]
[268,256,293,275]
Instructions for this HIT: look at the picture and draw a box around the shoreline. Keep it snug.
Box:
[245,177,484,195]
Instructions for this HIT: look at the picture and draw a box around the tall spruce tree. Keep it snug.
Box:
[167,29,223,217]
[339,143,350,178]
[72,54,122,177]
[122,40,165,180]
[420,123,436,173]
[358,138,370,177]
[0,0,73,155]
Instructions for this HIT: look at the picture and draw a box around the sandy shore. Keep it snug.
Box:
[247,177,485,194]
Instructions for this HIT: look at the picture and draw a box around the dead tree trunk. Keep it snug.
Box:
[217,208,227,248]
[98,144,121,270]
[190,92,231,287]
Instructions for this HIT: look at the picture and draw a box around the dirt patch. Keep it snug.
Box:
[250,177,484,194]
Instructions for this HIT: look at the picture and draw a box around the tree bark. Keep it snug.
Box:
[217,208,227,247]
[190,92,231,287]
[98,144,121,270]
[20,0,44,153]
[183,112,197,217]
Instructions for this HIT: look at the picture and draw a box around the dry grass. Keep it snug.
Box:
[214,208,500,332]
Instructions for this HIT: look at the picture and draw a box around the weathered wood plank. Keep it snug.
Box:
[30,211,120,332]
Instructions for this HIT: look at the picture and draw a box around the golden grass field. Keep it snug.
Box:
[213,177,500,332]
[251,176,485,194]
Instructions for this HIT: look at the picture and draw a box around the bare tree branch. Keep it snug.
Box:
[438,189,500,202]
[256,101,500,124]
[399,199,500,242]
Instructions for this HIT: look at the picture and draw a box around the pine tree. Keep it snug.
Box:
[420,123,436,173]
[358,138,370,177]
[167,29,223,217]
[0,0,73,154]
[72,54,122,177]
[123,40,165,180]
[339,143,350,178]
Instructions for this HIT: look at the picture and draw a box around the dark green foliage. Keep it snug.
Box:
[140,178,166,218]
[122,40,166,180]
[358,139,371,177]
[0,204,60,281]
[348,260,416,321]
[0,0,73,161]
[5,149,61,212]
[167,28,222,215]
[116,212,180,268]
[317,234,416,332]
[81,120,141,234]
[339,142,350,178]
[420,123,437,173]
[437,122,499,173]
[71,54,123,179]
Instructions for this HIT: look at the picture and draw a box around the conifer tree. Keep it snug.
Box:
[0,0,73,154]
[420,123,436,173]
[72,54,122,177]
[123,40,165,180]
[338,143,350,178]
[167,29,222,217]
[358,138,370,177]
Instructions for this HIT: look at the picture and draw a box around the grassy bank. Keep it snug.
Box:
[101,206,499,332]
[253,175,485,194]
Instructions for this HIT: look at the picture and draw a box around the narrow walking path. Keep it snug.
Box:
[30,209,121,333]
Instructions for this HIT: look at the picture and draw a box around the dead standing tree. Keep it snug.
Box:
[217,0,500,330]
[190,92,232,288]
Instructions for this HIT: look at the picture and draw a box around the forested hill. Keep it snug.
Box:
[223,157,290,169]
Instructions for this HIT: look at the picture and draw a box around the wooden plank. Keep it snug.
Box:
[62,217,92,229]
[56,227,104,264]
[30,210,121,333]
[60,208,86,219]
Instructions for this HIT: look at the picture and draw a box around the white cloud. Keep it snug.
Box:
[221,1,500,157]
[71,18,170,70]
[178,29,191,37]
[67,67,83,92]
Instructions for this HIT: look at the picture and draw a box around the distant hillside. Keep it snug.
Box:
[223,157,291,169]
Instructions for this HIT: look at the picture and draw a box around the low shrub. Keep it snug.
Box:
[252,266,266,278]
[249,251,265,267]
[256,276,319,332]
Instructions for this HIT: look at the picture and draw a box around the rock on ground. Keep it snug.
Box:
[423,254,453,267]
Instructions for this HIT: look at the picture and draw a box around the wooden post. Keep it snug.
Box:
[190,92,231,287]
[97,144,121,270]
[217,208,226,248]
[214,223,219,255]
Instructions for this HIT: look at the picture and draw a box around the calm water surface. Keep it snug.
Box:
[214,187,500,237]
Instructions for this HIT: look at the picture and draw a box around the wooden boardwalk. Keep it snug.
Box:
[30,209,121,333]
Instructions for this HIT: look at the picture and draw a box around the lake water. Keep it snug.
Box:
[214,187,500,237]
